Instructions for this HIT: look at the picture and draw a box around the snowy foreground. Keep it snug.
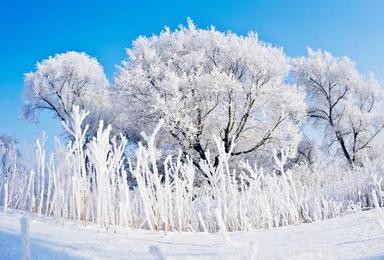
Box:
[0,210,383,260]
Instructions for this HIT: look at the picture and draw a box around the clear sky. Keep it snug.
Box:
[1,0,384,147]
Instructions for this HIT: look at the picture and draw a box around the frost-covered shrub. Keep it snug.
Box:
[0,134,22,211]
[1,107,383,232]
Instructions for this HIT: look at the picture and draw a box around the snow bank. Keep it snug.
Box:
[0,209,383,259]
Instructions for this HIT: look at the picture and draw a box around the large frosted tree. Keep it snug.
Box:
[115,21,306,166]
[23,51,114,137]
[293,49,384,166]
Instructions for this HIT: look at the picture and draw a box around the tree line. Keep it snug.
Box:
[21,20,384,169]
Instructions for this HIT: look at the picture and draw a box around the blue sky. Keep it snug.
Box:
[1,0,384,147]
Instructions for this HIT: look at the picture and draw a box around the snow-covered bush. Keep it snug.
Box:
[372,189,384,229]
[1,106,383,232]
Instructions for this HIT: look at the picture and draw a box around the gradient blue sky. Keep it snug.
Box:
[1,0,384,147]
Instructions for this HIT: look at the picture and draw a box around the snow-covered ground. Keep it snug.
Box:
[0,209,383,260]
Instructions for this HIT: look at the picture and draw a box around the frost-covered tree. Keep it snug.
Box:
[293,49,384,166]
[0,134,19,176]
[289,136,318,167]
[0,134,21,211]
[23,51,114,137]
[115,20,306,167]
